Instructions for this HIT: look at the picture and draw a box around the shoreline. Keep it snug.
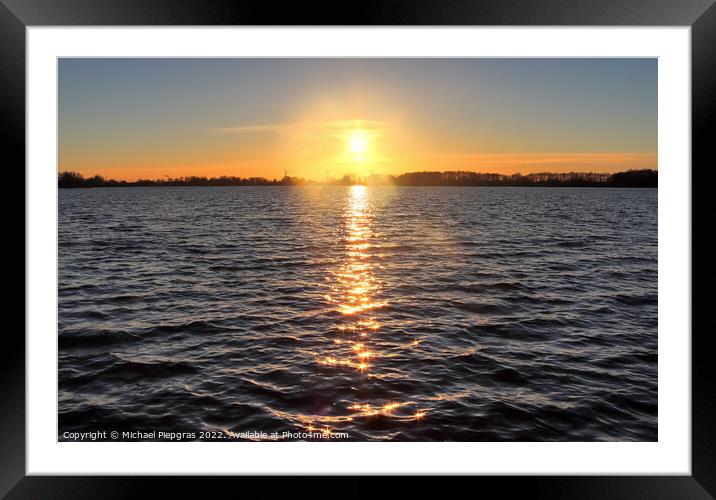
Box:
[57,169,658,189]
[58,184,658,189]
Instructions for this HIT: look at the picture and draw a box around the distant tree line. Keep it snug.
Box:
[390,169,657,187]
[58,169,657,188]
[57,171,299,188]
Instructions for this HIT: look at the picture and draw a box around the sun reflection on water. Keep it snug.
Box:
[301,185,426,435]
[318,185,386,371]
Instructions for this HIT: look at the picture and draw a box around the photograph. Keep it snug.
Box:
[57,57,658,442]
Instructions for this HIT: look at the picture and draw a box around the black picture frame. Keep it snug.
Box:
[5,0,714,497]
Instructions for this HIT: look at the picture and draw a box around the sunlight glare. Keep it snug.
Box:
[348,130,369,161]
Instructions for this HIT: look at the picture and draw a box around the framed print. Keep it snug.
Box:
[5,0,715,496]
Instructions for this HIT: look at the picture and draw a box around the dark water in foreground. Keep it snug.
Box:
[59,186,657,441]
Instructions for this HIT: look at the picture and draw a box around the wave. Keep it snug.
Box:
[58,186,658,441]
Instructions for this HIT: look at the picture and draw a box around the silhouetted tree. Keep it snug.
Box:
[58,171,86,188]
[608,169,658,187]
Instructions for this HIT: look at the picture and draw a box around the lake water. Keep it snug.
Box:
[58,186,657,441]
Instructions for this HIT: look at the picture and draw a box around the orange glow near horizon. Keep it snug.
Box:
[59,148,657,182]
[58,116,656,182]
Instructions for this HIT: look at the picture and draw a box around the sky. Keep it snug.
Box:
[58,58,657,181]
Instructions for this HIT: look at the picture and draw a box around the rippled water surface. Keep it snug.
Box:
[59,186,657,441]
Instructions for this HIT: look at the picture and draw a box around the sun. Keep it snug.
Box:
[348,130,369,160]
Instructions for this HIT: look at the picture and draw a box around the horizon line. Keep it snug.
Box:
[58,168,658,188]
[58,167,658,183]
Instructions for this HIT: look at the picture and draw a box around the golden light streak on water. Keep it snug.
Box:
[316,185,386,372]
[301,185,425,436]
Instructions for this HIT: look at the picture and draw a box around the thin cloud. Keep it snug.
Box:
[212,123,295,134]
[211,119,388,136]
